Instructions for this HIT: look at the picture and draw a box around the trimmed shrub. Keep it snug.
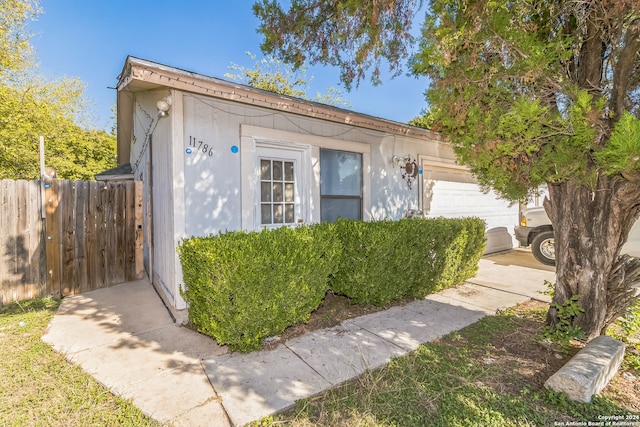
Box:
[178,224,341,352]
[178,217,486,351]
[330,218,486,306]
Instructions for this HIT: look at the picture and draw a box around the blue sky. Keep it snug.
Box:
[30,1,430,132]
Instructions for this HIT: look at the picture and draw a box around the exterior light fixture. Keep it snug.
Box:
[392,154,419,190]
[156,96,172,118]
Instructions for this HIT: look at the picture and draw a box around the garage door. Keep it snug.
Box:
[421,159,518,254]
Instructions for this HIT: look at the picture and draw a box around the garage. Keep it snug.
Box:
[420,157,519,254]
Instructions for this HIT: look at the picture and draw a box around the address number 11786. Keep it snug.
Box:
[188,136,213,156]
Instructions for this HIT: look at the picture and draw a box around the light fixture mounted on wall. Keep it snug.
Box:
[156,96,172,118]
[392,154,419,190]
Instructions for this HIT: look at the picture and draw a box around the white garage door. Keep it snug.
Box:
[421,159,518,253]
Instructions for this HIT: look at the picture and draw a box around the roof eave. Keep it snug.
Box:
[117,56,440,141]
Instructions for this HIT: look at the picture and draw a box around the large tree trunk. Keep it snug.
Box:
[545,176,640,341]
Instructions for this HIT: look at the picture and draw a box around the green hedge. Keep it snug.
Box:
[330,218,486,305]
[178,217,486,352]
[178,224,341,352]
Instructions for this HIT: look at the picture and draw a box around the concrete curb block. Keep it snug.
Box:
[544,335,625,403]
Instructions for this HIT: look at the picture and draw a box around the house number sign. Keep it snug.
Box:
[187,136,213,157]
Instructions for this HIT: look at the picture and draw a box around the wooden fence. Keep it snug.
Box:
[1,179,143,305]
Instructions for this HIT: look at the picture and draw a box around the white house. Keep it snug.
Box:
[116,56,518,322]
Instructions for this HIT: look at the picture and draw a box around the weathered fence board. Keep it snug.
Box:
[1,180,46,303]
[1,179,143,304]
[74,181,88,294]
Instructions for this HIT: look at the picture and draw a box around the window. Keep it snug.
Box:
[260,158,297,225]
[320,149,362,222]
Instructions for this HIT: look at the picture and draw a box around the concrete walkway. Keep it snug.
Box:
[42,249,555,427]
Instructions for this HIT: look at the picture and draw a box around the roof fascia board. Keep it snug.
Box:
[119,57,441,141]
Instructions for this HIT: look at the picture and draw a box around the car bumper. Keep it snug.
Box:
[514,226,533,247]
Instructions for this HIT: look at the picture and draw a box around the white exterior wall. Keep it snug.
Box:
[181,92,449,236]
[130,90,187,311]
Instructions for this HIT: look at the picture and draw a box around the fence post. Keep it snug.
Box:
[44,176,61,298]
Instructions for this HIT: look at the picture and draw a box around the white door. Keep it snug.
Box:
[422,160,518,253]
[255,145,308,229]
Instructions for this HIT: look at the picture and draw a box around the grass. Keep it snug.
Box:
[0,298,160,427]
[252,302,640,427]
[2,296,638,427]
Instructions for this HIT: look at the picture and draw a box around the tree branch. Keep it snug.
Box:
[611,18,640,121]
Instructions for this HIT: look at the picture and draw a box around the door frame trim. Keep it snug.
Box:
[253,142,310,229]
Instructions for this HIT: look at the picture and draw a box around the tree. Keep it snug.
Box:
[0,0,116,180]
[414,1,640,340]
[225,52,351,108]
[254,0,640,340]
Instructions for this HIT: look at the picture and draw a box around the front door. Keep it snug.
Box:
[255,145,307,229]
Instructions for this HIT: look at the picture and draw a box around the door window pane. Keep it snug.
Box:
[261,182,271,202]
[260,158,297,226]
[261,204,272,224]
[273,161,283,180]
[284,162,294,181]
[260,160,271,180]
[273,182,283,202]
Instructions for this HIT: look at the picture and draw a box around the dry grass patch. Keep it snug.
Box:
[252,300,639,426]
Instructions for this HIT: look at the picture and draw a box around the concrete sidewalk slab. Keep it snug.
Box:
[429,282,535,314]
[121,362,225,425]
[203,345,330,427]
[404,297,485,329]
[345,300,478,351]
[43,280,176,354]
[284,321,407,383]
[43,280,231,427]
[42,249,555,427]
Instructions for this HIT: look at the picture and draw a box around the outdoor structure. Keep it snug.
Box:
[115,56,518,321]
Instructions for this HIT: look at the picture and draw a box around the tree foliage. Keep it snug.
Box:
[0,0,116,180]
[225,52,351,108]
[0,0,39,78]
[254,0,640,339]
[0,81,116,180]
[412,0,640,201]
[254,0,423,90]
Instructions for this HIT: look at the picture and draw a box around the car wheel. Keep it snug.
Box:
[531,230,556,266]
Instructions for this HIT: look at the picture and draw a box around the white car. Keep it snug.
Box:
[514,206,640,265]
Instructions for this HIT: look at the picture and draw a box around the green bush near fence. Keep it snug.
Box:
[178,224,342,352]
[330,218,486,305]
[178,218,486,352]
